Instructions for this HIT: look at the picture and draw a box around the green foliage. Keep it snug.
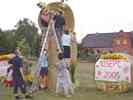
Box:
[0,18,40,57]
[0,30,16,51]
[79,51,96,61]
[15,18,40,57]
[87,52,97,60]
[16,38,30,56]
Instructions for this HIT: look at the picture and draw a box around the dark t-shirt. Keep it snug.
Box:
[53,15,65,29]
[8,56,23,81]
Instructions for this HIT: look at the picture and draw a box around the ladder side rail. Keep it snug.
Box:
[40,20,52,56]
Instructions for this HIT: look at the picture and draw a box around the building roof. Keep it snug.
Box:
[82,33,113,48]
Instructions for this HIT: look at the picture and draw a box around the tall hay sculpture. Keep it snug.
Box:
[38,1,77,91]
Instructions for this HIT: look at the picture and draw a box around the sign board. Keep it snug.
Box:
[0,60,10,77]
[95,59,131,83]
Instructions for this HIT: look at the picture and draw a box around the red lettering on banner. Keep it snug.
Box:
[102,71,119,80]
[99,60,119,68]
[97,71,102,76]
[95,60,131,82]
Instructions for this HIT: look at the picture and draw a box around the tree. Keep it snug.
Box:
[15,18,40,57]
[0,30,16,51]
[0,18,40,57]
[16,38,30,56]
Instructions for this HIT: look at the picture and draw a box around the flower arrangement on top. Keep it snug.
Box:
[100,53,128,60]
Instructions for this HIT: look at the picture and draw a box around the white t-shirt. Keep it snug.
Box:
[61,34,71,46]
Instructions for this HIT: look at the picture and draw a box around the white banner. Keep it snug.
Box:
[0,60,10,77]
[95,59,131,83]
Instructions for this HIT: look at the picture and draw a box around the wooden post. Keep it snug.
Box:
[71,32,77,62]
[47,35,57,91]
[70,32,77,83]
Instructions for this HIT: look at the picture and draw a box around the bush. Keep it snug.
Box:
[79,52,96,61]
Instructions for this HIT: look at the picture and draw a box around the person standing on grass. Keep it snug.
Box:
[8,48,32,100]
[38,50,48,90]
[55,53,74,97]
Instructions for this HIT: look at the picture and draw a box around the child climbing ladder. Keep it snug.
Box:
[40,19,62,56]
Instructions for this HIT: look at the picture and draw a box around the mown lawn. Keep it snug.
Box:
[0,62,133,100]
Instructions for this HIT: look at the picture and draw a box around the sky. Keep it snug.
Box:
[0,0,133,42]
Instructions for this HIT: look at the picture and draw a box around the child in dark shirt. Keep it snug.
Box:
[8,49,32,99]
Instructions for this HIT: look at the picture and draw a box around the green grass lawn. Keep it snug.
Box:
[0,84,133,100]
[0,62,133,100]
